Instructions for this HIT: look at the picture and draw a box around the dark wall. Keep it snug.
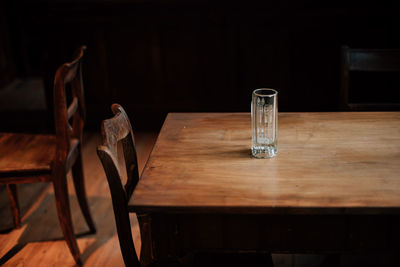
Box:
[0,1,16,88]
[4,0,400,130]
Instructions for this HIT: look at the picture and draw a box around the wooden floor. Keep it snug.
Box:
[0,132,398,267]
[0,132,157,266]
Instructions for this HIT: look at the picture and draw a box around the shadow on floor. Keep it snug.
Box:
[0,192,115,265]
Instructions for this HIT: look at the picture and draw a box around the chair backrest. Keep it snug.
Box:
[340,46,400,111]
[97,104,141,267]
[53,46,87,163]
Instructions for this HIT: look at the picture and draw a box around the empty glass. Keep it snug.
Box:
[251,88,278,158]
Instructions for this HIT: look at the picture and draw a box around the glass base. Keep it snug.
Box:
[251,145,277,158]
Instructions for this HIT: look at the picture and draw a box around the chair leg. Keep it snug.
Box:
[53,172,82,266]
[6,184,21,228]
[138,214,154,267]
[71,148,96,233]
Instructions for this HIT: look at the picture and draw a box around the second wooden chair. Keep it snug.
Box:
[97,104,179,267]
[0,46,96,266]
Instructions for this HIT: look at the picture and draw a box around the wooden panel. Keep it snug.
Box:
[157,213,400,254]
[130,112,400,213]
[0,1,16,89]
[160,15,238,111]
[7,2,400,130]
[238,20,291,111]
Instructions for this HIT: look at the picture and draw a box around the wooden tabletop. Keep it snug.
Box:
[129,112,400,214]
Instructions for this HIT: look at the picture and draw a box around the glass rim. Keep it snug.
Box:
[253,88,278,97]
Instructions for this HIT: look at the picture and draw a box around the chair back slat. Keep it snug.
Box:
[53,46,86,161]
[100,104,140,199]
[67,97,78,121]
[64,62,79,83]
[346,49,400,72]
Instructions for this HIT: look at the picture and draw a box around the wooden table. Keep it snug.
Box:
[129,112,400,261]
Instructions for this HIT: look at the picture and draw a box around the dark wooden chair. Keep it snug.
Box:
[97,104,162,267]
[0,46,96,266]
[340,45,400,111]
[97,104,274,267]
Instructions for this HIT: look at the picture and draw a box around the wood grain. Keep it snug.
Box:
[0,134,56,174]
[130,112,400,214]
[1,132,397,265]
[97,104,141,267]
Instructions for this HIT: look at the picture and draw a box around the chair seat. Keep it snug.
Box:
[0,133,57,175]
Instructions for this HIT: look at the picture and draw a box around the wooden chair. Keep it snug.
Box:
[0,46,96,266]
[340,45,400,111]
[97,104,162,267]
[97,104,274,267]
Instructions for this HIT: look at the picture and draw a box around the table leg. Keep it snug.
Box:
[137,213,155,266]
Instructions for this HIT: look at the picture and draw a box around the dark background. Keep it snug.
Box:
[1,0,400,131]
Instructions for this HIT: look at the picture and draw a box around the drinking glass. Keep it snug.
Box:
[251,88,278,158]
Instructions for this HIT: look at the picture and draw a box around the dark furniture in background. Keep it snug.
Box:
[2,1,400,130]
[340,46,400,111]
[0,46,96,266]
